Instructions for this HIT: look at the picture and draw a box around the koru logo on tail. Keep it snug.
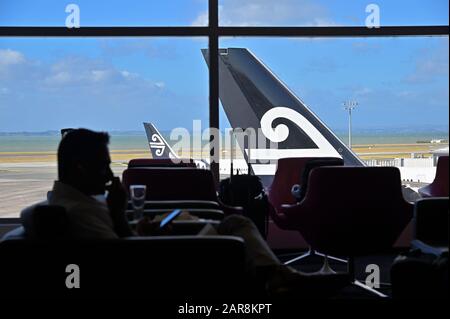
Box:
[259,107,341,158]
[149,134,166,156]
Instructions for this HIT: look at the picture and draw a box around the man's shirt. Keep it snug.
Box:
[48,181,118,239]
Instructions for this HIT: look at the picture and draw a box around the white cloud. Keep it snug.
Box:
[192,11,208,26]
[154,82,165,89]
[120,70,135,79]
[0,49,25,66]
[193,0,334,26]
[44,71,72,85]
[90,69,112,82]
[0,50,167,96]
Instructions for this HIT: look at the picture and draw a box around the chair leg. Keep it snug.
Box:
[317,255,336,274]
[353,280,388,298]
[347,257,388,298]
[283,247,315,265]
[315,251,348,264]
[283,248,348,266]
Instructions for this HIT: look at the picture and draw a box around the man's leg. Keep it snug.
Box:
[217,215,280,269]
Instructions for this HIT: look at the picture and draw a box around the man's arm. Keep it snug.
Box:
[107,177,134,237]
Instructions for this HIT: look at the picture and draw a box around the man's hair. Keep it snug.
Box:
[57,128,110,181]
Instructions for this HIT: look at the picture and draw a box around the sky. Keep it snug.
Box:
[0,0,448,133]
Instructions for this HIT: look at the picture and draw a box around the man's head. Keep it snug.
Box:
[57,128,113,195]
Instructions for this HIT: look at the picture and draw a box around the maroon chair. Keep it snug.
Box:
[122,167,242,216]
[279,166,414,297]
[268,157,344,227]
[128,158,196,168]
[268,158,315,216]
[267,157,344,264]
[418,155,449,198]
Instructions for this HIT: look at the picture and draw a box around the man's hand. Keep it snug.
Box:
[106,177,127,216]
[106,177,132,237]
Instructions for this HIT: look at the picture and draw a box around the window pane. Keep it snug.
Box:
[218,0,449,26]
[0,0,208,26]
[0,37,209,217]
[219,36,449,190]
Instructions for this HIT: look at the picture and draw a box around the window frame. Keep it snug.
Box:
[0,0,448,222]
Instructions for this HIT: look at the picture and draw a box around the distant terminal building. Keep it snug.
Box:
[364,146,448,184]
[431,139,448,144]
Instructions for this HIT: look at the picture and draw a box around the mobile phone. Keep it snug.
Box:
[160,209,182,229]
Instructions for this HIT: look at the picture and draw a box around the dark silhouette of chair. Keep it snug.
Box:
[1,204,248,298]
[267,157,344,265]
[2,203,68,241]
[419,156,449,198]
[411,197,449,256]
[278,166,414,297]
[122,167,242,216]
[0,236,247,298]
[21,204,69,240]
[128,158,196,168]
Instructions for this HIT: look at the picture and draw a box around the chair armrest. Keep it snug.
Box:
[268,204,290,229]
[217,201,244,216]
[128,200,220,210]
[127,208,224,220]
[1,226,26,241]
[411,239,449,257]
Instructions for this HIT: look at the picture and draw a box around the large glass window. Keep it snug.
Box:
[0,0,208,26]
[0,37,208,217]
[219,36,449,187]
[218,0,449,26]
[0,0,448,218]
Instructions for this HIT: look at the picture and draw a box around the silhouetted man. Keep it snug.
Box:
[49,129,132,238]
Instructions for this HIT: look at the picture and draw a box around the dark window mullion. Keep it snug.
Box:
[217,25,449,37]
[209,0,220,184]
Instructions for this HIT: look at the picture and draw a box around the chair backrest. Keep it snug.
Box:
[298,158,344,200]
[128,158,196,168]
[298,166,413,256]
[268,157,343,209]
[0,236,246,298]
[21,203,69,240]
[414,197,449,247]
[433,155,449,195]
[122,167,218,201]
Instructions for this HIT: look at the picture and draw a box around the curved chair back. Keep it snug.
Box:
[414,197,449,247]
[419,156,449,197]
[268,157,344,210]
[296,167,413,256]
[122,167,217,201]
[21,204,69,240]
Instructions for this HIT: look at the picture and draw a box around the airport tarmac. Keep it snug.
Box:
[0,162,127,218]
[0,142,446,218]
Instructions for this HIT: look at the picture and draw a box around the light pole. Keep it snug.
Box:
[343,101,358,148]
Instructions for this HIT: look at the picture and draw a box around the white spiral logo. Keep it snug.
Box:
[259,106,340,158]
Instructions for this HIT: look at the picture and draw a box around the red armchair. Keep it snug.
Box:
[418,155,448,198]
[279,166,413,297]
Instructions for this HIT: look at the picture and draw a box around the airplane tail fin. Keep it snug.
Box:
[202,48,364,176]
[143,122,178,159]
